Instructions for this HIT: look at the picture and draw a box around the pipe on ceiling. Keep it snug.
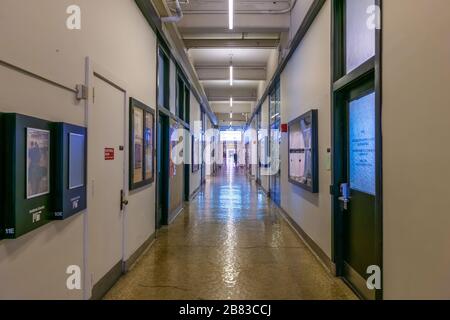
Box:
[161,0,184,23]
[182,0,297,14]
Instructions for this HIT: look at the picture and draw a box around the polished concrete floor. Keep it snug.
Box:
[104,167,357,300]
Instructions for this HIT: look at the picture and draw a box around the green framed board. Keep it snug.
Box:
[1,113,52,239]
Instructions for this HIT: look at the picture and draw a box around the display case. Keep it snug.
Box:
[1,113,52,238]
[129,98,155,190]
[288,110,319,193]
[51,123,87,220]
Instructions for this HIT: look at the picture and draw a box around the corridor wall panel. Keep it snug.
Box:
[382,0,450,299]
[279,1,332,258]
[0,0,157,299]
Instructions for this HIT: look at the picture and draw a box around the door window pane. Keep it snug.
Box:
[346,0,375,73]
[349,92,376,195]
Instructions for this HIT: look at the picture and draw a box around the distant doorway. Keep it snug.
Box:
[156,112,169,228]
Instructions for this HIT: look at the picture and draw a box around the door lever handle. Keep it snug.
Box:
[339,183,351,210]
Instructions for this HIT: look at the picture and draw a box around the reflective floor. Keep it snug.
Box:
[104,167,357,300]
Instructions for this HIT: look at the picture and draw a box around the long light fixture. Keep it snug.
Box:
[229,65,233,86]
[228,0,234,30]
[230,97,233,107]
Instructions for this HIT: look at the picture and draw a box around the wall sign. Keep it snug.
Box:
[104,148,115,160]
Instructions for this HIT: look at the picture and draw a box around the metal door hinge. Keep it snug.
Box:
[120,190,129,211]
[76,84,88,101]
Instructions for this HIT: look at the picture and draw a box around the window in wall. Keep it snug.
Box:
[345,0,376,73]
[176,73,190,123]
[158,48,170,109]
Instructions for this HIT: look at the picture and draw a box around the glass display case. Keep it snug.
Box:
[288,110,319,193]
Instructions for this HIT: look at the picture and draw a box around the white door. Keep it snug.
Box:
[89,74,125,290]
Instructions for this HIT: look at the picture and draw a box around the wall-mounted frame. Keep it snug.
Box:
[1,113,52,238]
[51,123,87,220]
[192,134,200,173]
[288,109,319,193]
[129,98,155,190]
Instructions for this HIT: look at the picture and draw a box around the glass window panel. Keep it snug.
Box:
[158,53,165,107]
[69,133,85,189]
[349,92,376,195]
[346,0,375,73]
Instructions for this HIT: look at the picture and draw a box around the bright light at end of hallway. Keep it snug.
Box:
[228,0,234,30]
[229,65,233,86]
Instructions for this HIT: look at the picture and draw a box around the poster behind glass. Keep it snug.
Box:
[27,128,50,199]
[69,133,85,189]
[144,111,154,181]
[133,107,144,183]
[288,110,318,193]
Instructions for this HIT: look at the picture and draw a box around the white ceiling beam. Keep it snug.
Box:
[184,38,279,48]
[177,13,290,32]
[196,66,266,81]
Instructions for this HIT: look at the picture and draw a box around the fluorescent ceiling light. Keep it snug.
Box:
[229,0,234,30]
[229,65,233,86]
[230,97,233,107]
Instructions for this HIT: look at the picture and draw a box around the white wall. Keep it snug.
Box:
[0,0,157,299]
[279,1,332,257]
[382,0,450,299]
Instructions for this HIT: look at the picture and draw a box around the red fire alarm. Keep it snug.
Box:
[281,123,288,133]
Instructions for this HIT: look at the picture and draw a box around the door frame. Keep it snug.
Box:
[84,57,129,300]
[330,0,383,300]
[156,109,170,227]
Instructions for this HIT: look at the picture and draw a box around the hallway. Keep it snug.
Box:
[105,170,356,300]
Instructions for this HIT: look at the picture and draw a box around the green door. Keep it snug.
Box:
[340,84,379,300]
[157,113,169,228]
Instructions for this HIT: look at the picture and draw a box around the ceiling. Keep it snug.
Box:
[167,0,292,129]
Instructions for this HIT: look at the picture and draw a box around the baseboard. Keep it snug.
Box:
[276,204,335,275]
[90,232,157,300]
[343,263,375,300]
[189,185,201,201]
[90,261,122,300]
[123,232,156,272]
[168,205,184,224]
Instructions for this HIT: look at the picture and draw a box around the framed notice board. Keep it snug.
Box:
[129,98,155,190]
[51,123,87,220]
[288,109,319,193]
[1,113,52,239]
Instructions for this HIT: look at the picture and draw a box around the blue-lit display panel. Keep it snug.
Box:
[69,133,86,190]
[349,92,376,195]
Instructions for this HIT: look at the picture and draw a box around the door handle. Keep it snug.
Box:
[338,183,351,210]
[120,190,129,210]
